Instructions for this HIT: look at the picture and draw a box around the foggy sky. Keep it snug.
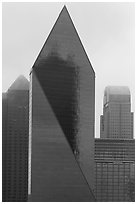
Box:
[2,2,135,138]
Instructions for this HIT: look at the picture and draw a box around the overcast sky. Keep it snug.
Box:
[2,2,135,138]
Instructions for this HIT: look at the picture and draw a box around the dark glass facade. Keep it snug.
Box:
[2,76,29,201]
[95,138,135,201]
[2,93,8,201]
[29,6,95,201]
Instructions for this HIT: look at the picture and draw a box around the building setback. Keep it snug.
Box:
[100,86,133,139]
[95,138,135,202]
[29,6,95,201]
[2,75,29,202]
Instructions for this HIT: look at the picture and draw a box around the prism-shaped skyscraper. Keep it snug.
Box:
[29,6,95,201]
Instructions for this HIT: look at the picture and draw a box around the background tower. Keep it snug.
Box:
[100,86,133,139]
[95,86,135,201]
[29,6,95,201]
[2,75,29,201]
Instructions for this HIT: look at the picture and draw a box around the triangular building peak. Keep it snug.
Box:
[33,6,95,76]
[8,75,29,91]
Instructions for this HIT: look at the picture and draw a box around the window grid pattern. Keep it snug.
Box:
[95,162,135,201]
[95,139,135,202]
[3,90,29,202]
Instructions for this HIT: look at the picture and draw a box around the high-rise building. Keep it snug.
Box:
[131,112,134,138]
[95,138,135,202]
[100,86,133,139]
[2,92,8,200]
[100,115,104,138]
[95,86,135,201]
[29,6,95,201]
[2,75,29,201]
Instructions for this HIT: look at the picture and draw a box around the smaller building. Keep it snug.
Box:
[95,138,135,202]
[2,75,29,202]
[100,115,104,138]
[101,86,133,139]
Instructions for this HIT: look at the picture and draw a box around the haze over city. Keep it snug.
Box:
[2,3,135,202]
[2,2,135,138]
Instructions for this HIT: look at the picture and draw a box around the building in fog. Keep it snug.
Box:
[2,75,29,202]
[95,86,135,202]
[95,138,135,202]
[100,86,133,139]
[29,6,95,201]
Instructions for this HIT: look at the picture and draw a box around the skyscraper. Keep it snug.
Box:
[2,75,29,202]
[100,86,133,139]
[95,86,135,201]
[29,6,95,201]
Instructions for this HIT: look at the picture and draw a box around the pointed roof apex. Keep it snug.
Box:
[57,5,70,19]
[8,75,29,91]
[60,5,70,15]
[32,4,95,76]
[63,5,67,9]
[62,5,67,11]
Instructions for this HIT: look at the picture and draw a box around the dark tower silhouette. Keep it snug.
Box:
[29,6,95,201]
[2,75,29,201]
